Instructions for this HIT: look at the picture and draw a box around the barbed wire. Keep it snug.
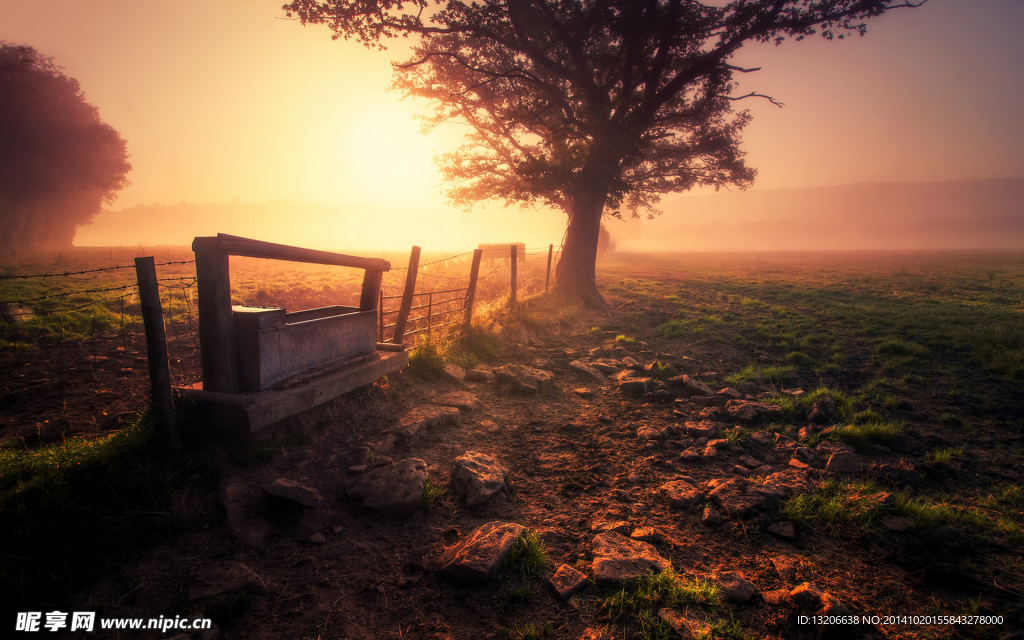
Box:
[2,292,134,318]
[0,259,194,281]
[0,283,137,306]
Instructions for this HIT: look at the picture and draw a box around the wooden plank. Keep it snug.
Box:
[192,237,239,393]
[464,249,482,331]
[391,246,421,344]
[135,256,181,455]
[359,268,383,311]
[214,233,391,271]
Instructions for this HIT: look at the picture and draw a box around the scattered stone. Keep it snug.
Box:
[393,406,459,440]
[493,364,554,392]
[725,400,784,422]
[574,388,594,397]
[188,562,266,601]
[816,440,855,456]
[308,532,326,545]
[630,527,660,542]
[798,426,817,441]
[793,447,824,468]
[619,378,649,396]
[660,479,704,508]
[751,431,774,447]
[570,359,606,380]
[702,507,723,526]
[591,532,670,584]
[265,478,323,508]
[684,420,719,438]
[826,451,863,474]
[657,609,710,638]
[820,592,851,617]
[731,465,750,476]
[344,458,428,516]
[789,582,824,611]
[716,571,757,603]
[762,589,790,606]
[707,438,730,450]
[434,391,481,412]
[667,374,715,397]
[770,556,799,582]
[680,449,701,463]
[549,564,588,599]
[465,367,496,383]
[443,363,466,383]
[862,443,893,456]
[767,521,797,540]
[717,387,743,399]
[591,520,631,535]
[637,425,670,440]
[788,458,810,470]
[781,388,805,397]
[739,455,762,469]
[736,381,763,395]
[707,477,785,518]
[806,406,830,424]
[450,451,510,506]
[437,522,526,582]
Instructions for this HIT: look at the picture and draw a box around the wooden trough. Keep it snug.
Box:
[182,233,407,436]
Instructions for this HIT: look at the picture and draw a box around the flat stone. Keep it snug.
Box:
[702,507,723,526]
[789,582,824,611]
[344,458,428,515]
[619,378,649,396]
[591,361,620,374]
[762,589,790,606]
[569,359,606,380]
[637,425,670,440]
[443,363,466,383]
[725,400,784,422]
[450,451,510,506]
[308,532,326,545]
[188,562,266,601]
[574,387,594,397]
[549,564,588,599]
[716,571,757,603]
[798,426,817,441]
[880,515,913,532]
[707,477,785,518]
[717,387,743,399]
[684,421,719,438]
[793,447,824,468]
[751,431,775,447]
[438,522,526,582]
[739,455,762,469]
[493,364,554,392]
[816,440,855,456]
[657,609,710,638]
[666,374,716,397]
[630,527,660,542]
[660,479,704,508]
[465,367,496,383]
[826,451,863,474]
[393,406,459,440]
[767,521,797,539]
[435,391,482,412]
[591,532,670,584]
[680,449,701,462]
[265,478,322,508]
[590,520,631,534]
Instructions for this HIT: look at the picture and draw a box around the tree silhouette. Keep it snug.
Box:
[0,43,131,253]
[284,0,926,305]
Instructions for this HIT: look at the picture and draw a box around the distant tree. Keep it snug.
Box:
[0,43,131,253]
[285,0,926,306]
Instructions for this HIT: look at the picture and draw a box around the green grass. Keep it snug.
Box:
[927,447,965,464]
[408,339,447,380]
[724,364,794,388]
[763,386,855,422]
[615,333,636,345]
[421,477,444,512]
[602,568,723,639]
[831,420,904,448]
[501,529,550,579]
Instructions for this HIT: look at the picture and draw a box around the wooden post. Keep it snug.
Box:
[464,249,482,332]
[192,237,238,393]
[359,268,383,311]
[135,257,181,456]
[378,289,384,341]
[545,244,553,293]
[391,246,421,344]
[427,292,433,336]
[510,244,518,308]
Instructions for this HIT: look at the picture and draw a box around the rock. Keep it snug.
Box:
[630,527,660,542]
[666,374,715,397]
[702,507,723,526]
[684,421,719,438]
[619,378,649,396]
[767,521,797,539]
[393,406,459,440]
[569,359,606,380]
[725,400,784,422]
[549,564,588,599]
[438,522,526,581]
[591,532,670,584]
[716,571,757,603]
[717,387,743,399]
[826,451,863,474]
[793,447,824,468]
[443,363,466,383]
[789,582,824,611]
[265,478,323,508]
[308,532,326,545]
[574,387,594,397]
[762,589,790,606]
[680,449,701,462]
[781,388,805,397]
[862,443,893,456]
[736,381,762,395]
[660,480,704,508]
[465,367,496,383]
[707,438,730,450]
[435,391,482,412]
[739,455,762,469]
[344,458,428,515]
[751,431,774,447]
[816,440,855,456]
[188,562,267,601]
[637,425,670,440]
[493,364,554,392]
[657,609,710,638]
[478,419,501,433]
[798,426,817,441]
[450,451,510,506]
[707,478,785,518]
[820,592,850,617]
[788,458,810,470]
[770,556,799,582]
[591,520,631,534]
[806,406,830,424]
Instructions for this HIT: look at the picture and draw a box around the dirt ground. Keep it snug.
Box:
[56,285,1024,640]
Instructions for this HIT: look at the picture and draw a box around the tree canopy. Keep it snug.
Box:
[0,43,131,253]
[284,0,926,305]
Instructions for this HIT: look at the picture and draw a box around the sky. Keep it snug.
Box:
[2,0,1023,250]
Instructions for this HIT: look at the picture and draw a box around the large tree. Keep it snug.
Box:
[0,43,131,254]
[284,0,925,305]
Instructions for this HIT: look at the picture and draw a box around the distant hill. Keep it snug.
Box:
[609,177,1024,251]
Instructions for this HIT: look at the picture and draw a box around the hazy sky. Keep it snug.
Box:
[2,0,1023,248]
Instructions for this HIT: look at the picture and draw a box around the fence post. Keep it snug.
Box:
[510,244,518,308]
[359,268,383,311]
[545,244,553,293]
[464,249,483,332]
[391,245,421,344]
[427,292,433,336]
[135,256,181,456]
[378,289,383,341]
[192,237,238,393]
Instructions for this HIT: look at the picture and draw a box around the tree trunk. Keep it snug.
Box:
[554,181,610,308]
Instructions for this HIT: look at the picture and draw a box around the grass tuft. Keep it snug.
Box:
[421,477,444,512]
